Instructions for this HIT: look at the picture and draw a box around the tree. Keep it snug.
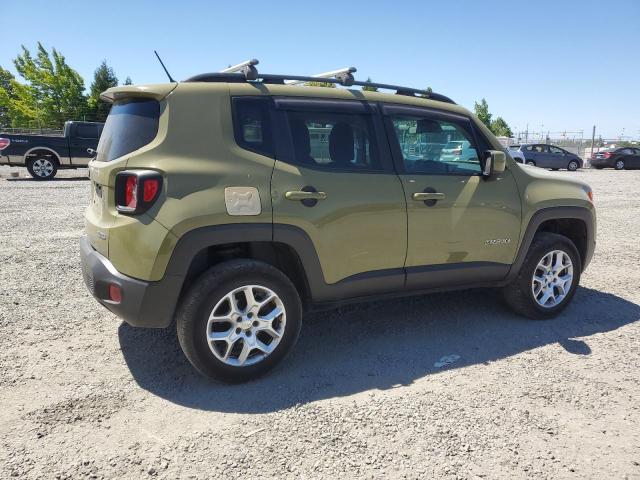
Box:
[362,77,378,92]
[88,60,118,122]
[123,76,133,85]
[13,42,88,128]
[490,116,513,137]
[474,98,514,137]
[474,98,492,129]
[0,66,15,126]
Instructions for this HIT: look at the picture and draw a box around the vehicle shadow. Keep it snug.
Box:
[5,176,89,182]
[118,286,640,413]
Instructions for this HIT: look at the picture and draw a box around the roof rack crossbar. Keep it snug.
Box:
[220,59,259,80]
[285,67,357,86]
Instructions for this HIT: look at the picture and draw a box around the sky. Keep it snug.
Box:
[2,0,639,139]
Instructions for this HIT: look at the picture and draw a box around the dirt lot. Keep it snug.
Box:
[0,166,639,479]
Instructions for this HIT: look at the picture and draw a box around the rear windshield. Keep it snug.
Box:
[96,99,160,162]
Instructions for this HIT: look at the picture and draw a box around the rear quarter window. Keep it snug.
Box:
[96,99,160,162]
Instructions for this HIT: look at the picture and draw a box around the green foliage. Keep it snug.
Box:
[474,98,513,137]
[420,86,433,98]
[362,77,378,92]
[88,60,118,122]
[304,81,336,88]
[474,98,492,128]
[0,66,15,126]
[12,42,88,128]
[490,116,513,137]
[123,76,133,85]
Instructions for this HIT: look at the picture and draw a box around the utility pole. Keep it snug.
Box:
[590,125,596,159]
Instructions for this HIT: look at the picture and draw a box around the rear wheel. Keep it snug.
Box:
[26,157,58,180]
[176,259,302,383]
[615,159,625,170]
[567,160,579,171]
[503,232,581,319]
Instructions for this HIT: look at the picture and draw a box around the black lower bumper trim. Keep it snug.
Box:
[80,236,183,328]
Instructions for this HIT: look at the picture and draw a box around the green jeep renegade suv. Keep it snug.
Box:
[80,66,596,382]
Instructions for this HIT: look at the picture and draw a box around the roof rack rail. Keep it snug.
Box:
[184,69,455,104]
[285,67,356,86]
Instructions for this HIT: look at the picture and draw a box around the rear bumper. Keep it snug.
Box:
[589,159,611,167]
[80,235,183,328]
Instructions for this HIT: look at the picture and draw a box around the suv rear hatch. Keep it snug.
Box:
[85,84,175,256]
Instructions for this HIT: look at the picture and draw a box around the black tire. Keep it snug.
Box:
[176,259,302,383]
[551,168,559,171]
[502,232,581,320]
[614,159,625,170]
[567,160,579,171]
[26,157,58,180]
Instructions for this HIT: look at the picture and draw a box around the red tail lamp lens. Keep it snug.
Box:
[143,178,159,202]
[108,284,122,303]
[125,175,138,208]
[0,138,10,150]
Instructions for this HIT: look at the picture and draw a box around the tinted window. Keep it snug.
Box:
[96,99,159,162]
[620,148,634,155]
[232,97,273,157]
[76,124,99,139]
[286,111,380,171]
[389,115,481,175]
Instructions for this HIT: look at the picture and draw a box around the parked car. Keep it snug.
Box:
[515,144,583,171]
[80,70,595,382]
[506,145,525,163]
[0,121,103,180]
[440,140,478,162]
[590,147,640,170]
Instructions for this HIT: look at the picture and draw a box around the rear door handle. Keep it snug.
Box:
[285,191,327,201]
[412,192,446,201]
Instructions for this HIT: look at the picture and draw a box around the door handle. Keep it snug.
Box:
[285,191,327,201]
[412,192,446,201]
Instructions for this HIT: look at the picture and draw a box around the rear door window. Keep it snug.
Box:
[284,110,380,171]
[96,99,160,162]
[76,124,100,139]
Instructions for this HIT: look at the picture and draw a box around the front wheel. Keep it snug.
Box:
[27,157,58,180]
[567,160,579,171]
[503,232,581,319]
[615,159,625,170]
[176,259,302,383]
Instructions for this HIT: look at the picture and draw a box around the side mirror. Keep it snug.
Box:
[87,148,96,158]
[483,150,506,177]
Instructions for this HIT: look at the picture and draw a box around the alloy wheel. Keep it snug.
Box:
[615,160,625,170]
[531,250,574,308]
[206,285,286,367]
[32,158,54,178]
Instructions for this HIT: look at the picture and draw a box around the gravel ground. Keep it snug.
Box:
[1,165,639,479]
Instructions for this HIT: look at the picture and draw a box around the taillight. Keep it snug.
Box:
[0,138,10,150]
[603,152,612,158]
[115,170,162,214]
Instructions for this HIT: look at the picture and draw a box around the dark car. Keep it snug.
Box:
[0,121,103,180]
[515,144,583,171]
[590,147,640,170]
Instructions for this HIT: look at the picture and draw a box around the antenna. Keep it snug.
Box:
[221,59,259,80]
[286,67,356,86]
[154,50,176,83]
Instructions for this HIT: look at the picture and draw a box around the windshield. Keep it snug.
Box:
[96,99,160,162]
